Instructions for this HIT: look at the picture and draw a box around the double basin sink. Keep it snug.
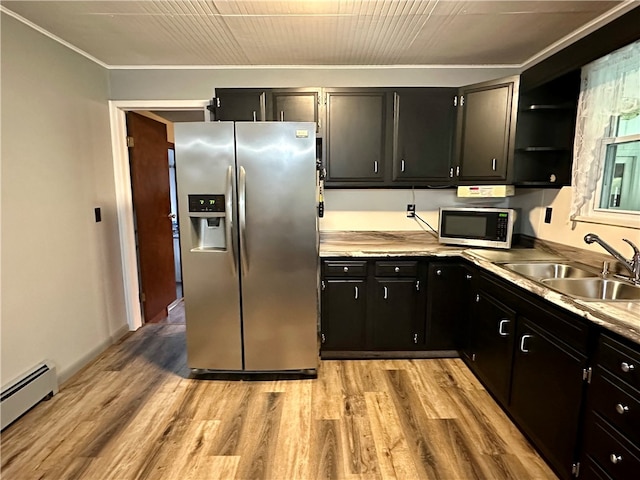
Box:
[502,262,640,301]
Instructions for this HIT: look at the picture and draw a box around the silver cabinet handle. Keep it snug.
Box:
[354,286,359,299]
[259,91,266,121]
[252,110,257,122]
[238,166,248,274]
[414,333,418,344]
[415,280,420,291]
[456,165,460,176]
[498,319,510,337]
[449,167,454,178]
[374,160,378,174]
[343,266,349,273]
[436,269,442,276]
[520,335,533,353]
[280,110,284,121]
[466,274,473,280]
[383,286,388,300]
[610,454,622,464]
[225,166,237,276]
[321,333,326,344]
[621,362,635,373]
[616,403,629,415]
[401,160,405,172]
[492,158,497,171]
[394,266,400,273]
[476,294,480,302]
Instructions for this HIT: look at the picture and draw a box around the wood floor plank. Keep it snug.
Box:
[270,381,313,480]
[365,391,422,480]
[0,324,558,480]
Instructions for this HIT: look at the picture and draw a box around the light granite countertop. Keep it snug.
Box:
[319,230,640,345]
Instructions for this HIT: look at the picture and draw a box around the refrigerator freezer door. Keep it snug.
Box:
[175,122,243,370]
[235,122,319,371]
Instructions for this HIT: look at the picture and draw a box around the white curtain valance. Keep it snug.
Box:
[570,39,640,219]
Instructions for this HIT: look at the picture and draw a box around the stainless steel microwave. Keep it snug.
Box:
[438,207,517,249]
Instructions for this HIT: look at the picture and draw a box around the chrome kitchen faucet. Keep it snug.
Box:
[584,233,640,284]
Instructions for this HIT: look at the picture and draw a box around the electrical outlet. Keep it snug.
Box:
[544,207,553,224]
[407,204,416,217]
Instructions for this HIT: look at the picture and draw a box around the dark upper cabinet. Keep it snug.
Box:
[270,88,322,134]
[324,89,389,185]
[454,76,519,183]
[392,88,456,184]
[213,88,268,121]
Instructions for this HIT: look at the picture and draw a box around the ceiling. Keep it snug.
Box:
[1,1,634,68]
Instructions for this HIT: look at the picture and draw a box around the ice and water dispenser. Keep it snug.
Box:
[187,194,227,251]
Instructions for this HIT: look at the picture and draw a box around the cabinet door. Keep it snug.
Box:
[214,88,268,121]
[510,316,586,480]
[271,89,320,133]
[371,278,417,350]
[468,290,516,406]
[393,89,456,183]
[325,90,388,184]
[456,77,518,182]
[425,263,469,350]
[321,279,367,351]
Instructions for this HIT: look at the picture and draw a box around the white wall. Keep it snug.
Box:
[1,14,127,387]
[108,66,519,100]
[511,186,640,257]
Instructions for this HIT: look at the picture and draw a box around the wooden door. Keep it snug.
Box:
[127,112,176,323]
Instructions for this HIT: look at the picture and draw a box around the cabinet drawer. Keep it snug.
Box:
[323,260,367,277]
[583,412,640,480]
[374,261,418,277]
[590,369,640,445]
[599,334,640,391]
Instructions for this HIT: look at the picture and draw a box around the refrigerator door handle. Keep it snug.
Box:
[225,166,237,276]
[239,165,248,274]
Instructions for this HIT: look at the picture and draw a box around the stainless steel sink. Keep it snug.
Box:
[503,262,596,280]
[541,278,640,301]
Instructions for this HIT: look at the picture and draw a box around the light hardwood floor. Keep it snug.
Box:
[1,324,558,480]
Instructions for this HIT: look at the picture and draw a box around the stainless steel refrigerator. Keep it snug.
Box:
[174,121,318,373]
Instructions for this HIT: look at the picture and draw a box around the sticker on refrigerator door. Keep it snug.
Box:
[295,130,309,138]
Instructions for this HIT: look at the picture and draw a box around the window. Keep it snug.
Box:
[594,115,640,213]
[570,39,640,228]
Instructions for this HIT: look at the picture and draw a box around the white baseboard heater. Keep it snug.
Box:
[1,361,59,430]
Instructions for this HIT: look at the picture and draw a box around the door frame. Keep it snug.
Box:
[108,100,210,330]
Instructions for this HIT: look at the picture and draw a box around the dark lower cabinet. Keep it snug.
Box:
[321,278,367,351]
[425,262,472,350]
[320,258,427,355]
[581,332,640,480]
[371,277,418,350]
[467,289,516,406]
[510,314,588,480]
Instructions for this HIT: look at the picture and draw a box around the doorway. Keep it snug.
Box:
[109,100,210,330]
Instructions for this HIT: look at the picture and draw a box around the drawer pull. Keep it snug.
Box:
[616,403,629,415]
[343,266,349,273]
[394,266,400,273]
[383,286,388,300]
[621,362,635,373]
[354,286,358,300]
[436,269,442,276]
[610,453,622,464]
